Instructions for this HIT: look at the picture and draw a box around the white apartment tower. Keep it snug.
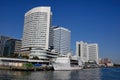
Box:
[76,41,99,64]
[53,27,71,54]
[22,7,52,49]
[88,43,99,64]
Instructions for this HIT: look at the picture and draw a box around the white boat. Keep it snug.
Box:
[52,55,83,70]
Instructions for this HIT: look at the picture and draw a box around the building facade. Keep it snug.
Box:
[0,35,12,56]
[76,41,99,64]
[3,39,22,57]
[22,6,52,49]
[53,27,71,54]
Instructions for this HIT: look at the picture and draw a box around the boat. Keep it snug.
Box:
[52,55,83,70]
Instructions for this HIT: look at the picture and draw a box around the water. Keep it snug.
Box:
[0,68,120,80]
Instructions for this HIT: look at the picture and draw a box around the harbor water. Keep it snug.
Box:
[0,68,120,80]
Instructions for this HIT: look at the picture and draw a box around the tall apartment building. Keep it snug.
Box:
[87,43,99,64]
[0,35,12,56]
[76,41,99,64]
[22,6,52,49]
[76,41,88,62]
[53,27,71,54]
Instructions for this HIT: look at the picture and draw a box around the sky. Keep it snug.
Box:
[0,0,120,63]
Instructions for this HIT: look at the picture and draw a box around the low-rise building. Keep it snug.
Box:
[21,47,58,63]
[0,35,12,56]
[3,39,22,57]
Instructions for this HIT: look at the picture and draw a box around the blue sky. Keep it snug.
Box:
[0,0,120,63]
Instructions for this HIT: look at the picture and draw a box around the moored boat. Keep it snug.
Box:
[52,55,83,70]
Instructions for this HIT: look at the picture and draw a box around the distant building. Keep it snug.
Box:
[76,41,99,64]
[76,41,88,62]
[87,43,99,64]
[0,35,12,56]
[103,58,113,67]
[53,27,71,54]
[3,39,22,57]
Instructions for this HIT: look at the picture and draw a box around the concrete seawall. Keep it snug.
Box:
[0,65,53,71]
[0,57,54,71]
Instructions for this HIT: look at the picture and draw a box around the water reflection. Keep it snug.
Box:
[53,71,71,80]
[0,68,102,80]
[75,68,101,80]
[52,68,101,80]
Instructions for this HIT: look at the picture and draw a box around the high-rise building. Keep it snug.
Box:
[76,41,99,64]
[53,27,71,54]
[22,6,52,49]
[3,39,22,57]
[21,7,58,61]
[0,35,12,56]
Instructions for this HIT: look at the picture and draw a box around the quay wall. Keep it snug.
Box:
[0,58,53,71]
